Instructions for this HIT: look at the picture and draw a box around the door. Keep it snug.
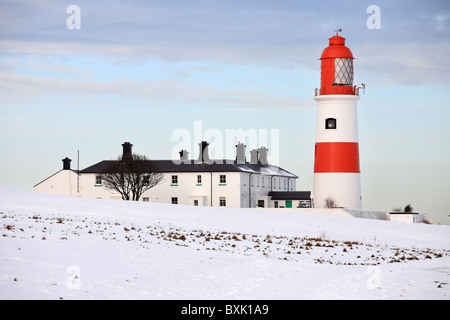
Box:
[285,200,292,208]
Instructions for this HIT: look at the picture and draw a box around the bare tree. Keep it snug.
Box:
[392,205,414,213]
[324,196,338,208]
[100,154,164,201]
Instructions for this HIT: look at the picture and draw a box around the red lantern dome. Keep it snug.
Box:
[318,31,356,95]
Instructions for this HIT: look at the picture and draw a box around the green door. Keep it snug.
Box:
[285,200,292,208]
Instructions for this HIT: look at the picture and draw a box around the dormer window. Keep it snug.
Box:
[325,118,337,129]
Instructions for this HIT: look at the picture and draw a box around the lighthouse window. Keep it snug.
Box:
[326,118,337,129]
[334,58,353,86]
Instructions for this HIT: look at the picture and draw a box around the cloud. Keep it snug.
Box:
[1,0,449,86]
[356,41,450,86]
[172,66,224,78]
[0,70,309,110]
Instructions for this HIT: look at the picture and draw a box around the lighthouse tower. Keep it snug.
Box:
[313,31,362,209]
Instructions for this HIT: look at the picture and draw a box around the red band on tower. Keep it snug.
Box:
[314,142,360,173]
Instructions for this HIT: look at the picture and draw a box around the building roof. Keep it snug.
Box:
[79,159,298,178]
[268,191,311,200]
[389,211,418,215]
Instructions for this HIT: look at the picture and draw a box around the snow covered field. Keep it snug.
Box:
[1,186,449,300]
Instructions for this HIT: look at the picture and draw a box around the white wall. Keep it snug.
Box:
[269,199,311,209]
[78,173,119,199]
[35,168,298,209]
[75,171,244,208]
[390,213,418,223]
[34,170,80,197]
[242,174,295,208]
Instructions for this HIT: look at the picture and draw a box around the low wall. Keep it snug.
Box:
[342,208,390,220]
[419,213,441,225]
[254,207,389,221]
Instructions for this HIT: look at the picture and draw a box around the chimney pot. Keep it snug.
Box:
[62,157,72,170]
[198,141,210,163]
[179,150,189,161]
[250,149,259,164]
[122,142,133,160]
[258,147,269,165]
[236,142,246,164]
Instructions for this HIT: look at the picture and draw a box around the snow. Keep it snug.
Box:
[1,186,449,300]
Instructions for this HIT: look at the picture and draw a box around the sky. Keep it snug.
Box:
[1,0,449,224]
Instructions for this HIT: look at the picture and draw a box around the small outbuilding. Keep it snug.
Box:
[389,211,419,223]
[264,191,312,209]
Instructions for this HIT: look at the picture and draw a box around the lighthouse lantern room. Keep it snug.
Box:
[313,30,362,209]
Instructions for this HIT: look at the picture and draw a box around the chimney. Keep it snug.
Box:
[258,147,269,165]
[197,141,210,163]
[250,149,259,164]
[122,142,133,161]
[236,142,246,164]
[62,157,72,170]
[179,150,189,161]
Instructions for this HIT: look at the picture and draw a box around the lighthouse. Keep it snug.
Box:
[313,30,362,209]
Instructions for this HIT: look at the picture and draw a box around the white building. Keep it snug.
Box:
[34,142,311,209]
[389,211,419,223]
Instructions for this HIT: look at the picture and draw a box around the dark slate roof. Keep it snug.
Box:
[79,160,116,173]
[389,211,418,215]
[268,191,311,200]
[79,159,298,177]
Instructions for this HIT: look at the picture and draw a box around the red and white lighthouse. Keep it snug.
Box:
[313,31,362,209]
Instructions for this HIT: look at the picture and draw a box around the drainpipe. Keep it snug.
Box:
[249,173,254,208]
[210,172,213,207]
[77,150,80,195]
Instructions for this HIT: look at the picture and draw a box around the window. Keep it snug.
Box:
[258,200,265,208]
[220,175,226,184]
[197,175,202,184]
[143,197,149,202]
[325,118,337,129]
[171,175,178,184]
[274,201,279,208]
[220,197,226,207]
[171,197,178,204]
[298,201,311,208]
[334,58,353,86]
[95,175,102,185]
[194,200,198,206]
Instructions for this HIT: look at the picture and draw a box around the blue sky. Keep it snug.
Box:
[1,0,449,223]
